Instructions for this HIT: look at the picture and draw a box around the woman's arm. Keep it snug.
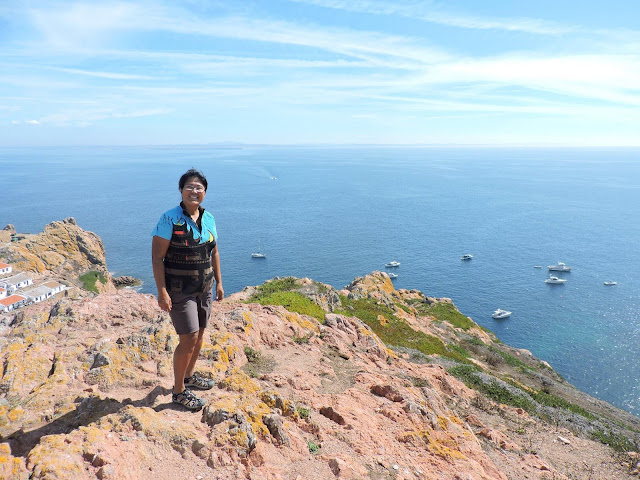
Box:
[211,244,224,301]
[152,236,172,311]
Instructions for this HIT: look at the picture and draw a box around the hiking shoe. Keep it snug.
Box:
[184,372,214,390]
[172,388,206,411]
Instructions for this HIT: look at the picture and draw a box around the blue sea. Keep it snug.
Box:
[1,145,639,415]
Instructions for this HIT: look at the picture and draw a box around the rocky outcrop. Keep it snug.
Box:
[0,271,639,479]
[0,218,114,291]
[112,276,142,288]
[0,225,14,243]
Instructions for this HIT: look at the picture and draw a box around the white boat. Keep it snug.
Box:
[385,261,401,268]
[534,265,542,269]
[461,254,473,260]
[604,281,617,286]
[492,309,511,319]
[545,275,567,284]
[548,262,572,272]
[251,239,267,258]
[388,273,398,279]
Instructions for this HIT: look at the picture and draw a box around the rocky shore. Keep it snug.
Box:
[0,220,639,480]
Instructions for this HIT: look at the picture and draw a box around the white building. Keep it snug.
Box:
[21,282,66,304]
[0,273,33,294]
[0,287,6,300]
[0,263,11,276]
[43,281,66,295]
[0,294,27,313]
[21,285,52,303]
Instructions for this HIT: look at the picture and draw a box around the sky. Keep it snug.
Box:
[2,0,640,146]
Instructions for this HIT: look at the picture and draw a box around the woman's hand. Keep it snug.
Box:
[158,288,172,312]
[215,282,224,301]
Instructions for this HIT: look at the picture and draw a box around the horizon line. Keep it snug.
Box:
[3,142,640,149]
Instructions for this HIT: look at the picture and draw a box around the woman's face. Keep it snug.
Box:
[180,176,206,209]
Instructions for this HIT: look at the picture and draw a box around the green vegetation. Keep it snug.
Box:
[448,364,535,411]
[297,406,310,419]
[307,441,320,453]
[254,291,325,321]
[396,303,412,315]
[487,346,531,369]
[465,337,485,347]
[246,278,326,321]
[241,345,276,378]
[293,333,313,344]
[591,429,637,452]
[79,270,107,293]
[447,343,471,359]
[244,346,261,362]
[336,296,467,362]
[253,277,298,296]
[531,391,595,419]
[410,376,430,388]
[449,364,596,422]
[408,299,475,330]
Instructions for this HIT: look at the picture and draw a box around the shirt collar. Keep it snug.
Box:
[179,202,205,217]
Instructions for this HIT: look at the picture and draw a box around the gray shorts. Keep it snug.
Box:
[168,289,213,335]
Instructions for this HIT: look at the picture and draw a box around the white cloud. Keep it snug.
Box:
[289,0,576,35]
[28,2,147,48]
[11,119,41,125]
[22,107,171,127]
[51,67,155,80]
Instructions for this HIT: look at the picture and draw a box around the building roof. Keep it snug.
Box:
[21,285,55,298]
[0,262,9,269]
[0,295,27,306]
[43,281,65,289]
[0,273,33,285]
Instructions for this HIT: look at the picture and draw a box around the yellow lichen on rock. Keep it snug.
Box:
[7,406,24,422]
[426,432,467,461]
[1,340,54,395]
[218,369,261,394]
[27,434,86,479]
[0,442,28,480]
[118,405,198,450]
[397,429,431,446]
[282,311,320,333]
[259,391,296,417]
[437,415,450,430]
[243,310,254,334]
[201,332,241,372]
[377,314,389,326]
[207,393,271,438]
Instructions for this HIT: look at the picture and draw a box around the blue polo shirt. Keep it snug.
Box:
[152,204,218,244]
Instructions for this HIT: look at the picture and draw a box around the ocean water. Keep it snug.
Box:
[1,145,639,415]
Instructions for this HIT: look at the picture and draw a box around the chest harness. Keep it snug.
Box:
[163,205,216,294]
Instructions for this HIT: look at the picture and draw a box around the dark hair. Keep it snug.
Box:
[179,168,208,191]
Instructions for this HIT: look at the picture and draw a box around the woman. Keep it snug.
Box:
[152,168,223,410]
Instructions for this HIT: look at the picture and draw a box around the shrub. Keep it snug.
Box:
[293,333,313,344]
[487,346,530,369]
[79,271,107,293]
[448,365,534,412]
[251,291,325,321]
[591,429,637,452]
[244,346,261,363]
[297,406,310,419]
[337,296,467,362]
[414,302,475,330]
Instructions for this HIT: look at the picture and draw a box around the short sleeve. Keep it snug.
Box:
[210,217,218,241]
[152,213,174,240]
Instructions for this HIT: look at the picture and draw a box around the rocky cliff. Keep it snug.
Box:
[0,218,115,292]
[0,222,639,480]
